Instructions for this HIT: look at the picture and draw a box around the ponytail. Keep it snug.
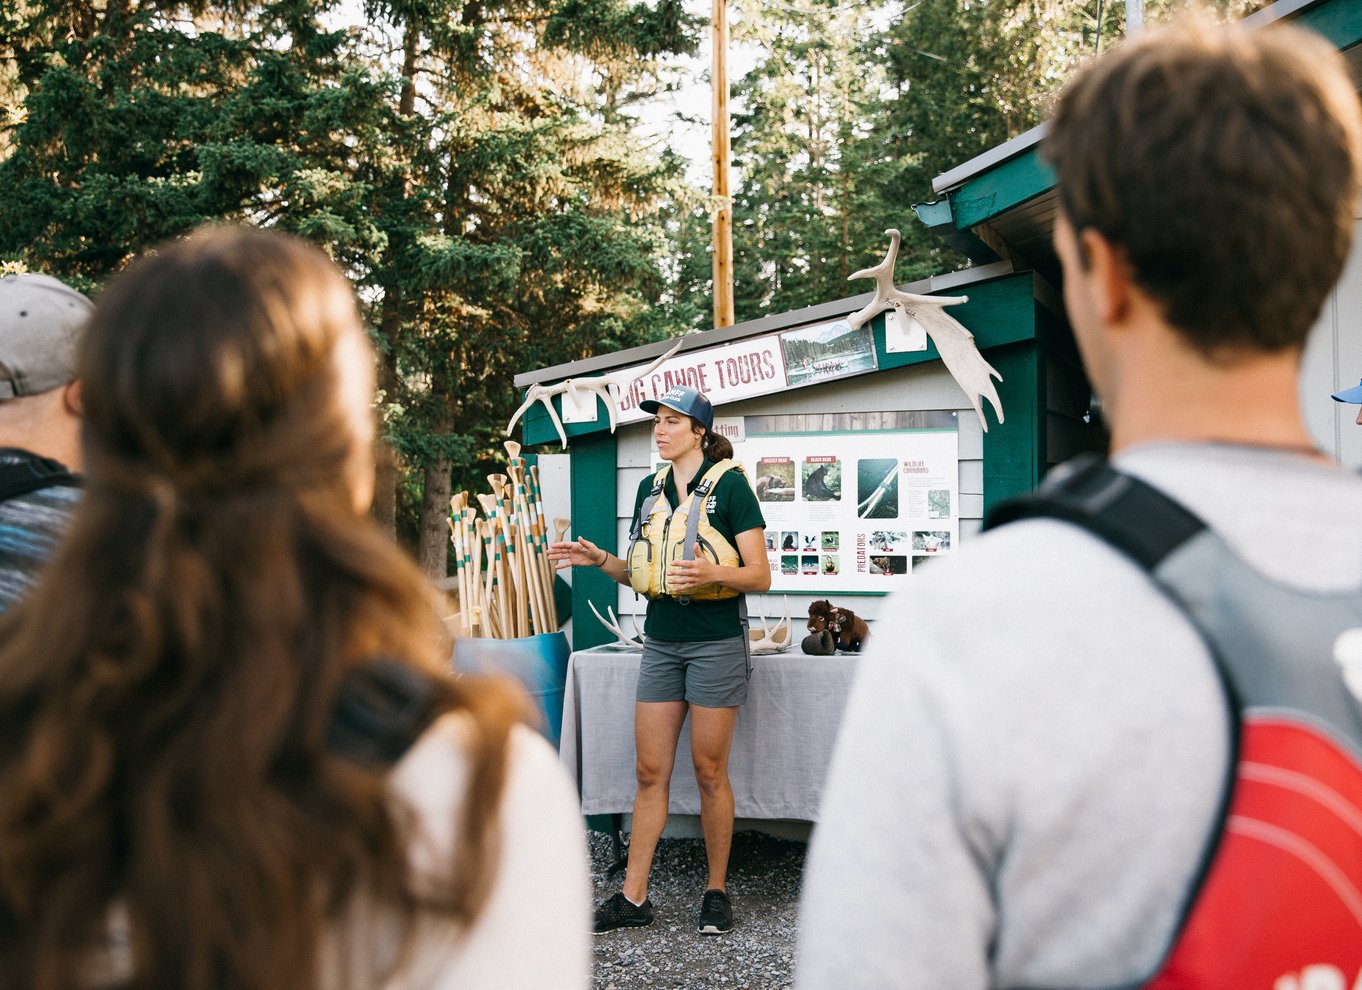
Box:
[702,430,733,461]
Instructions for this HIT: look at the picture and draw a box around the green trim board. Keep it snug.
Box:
[1034,298,1082,365]
[871,273,1038,377]
[911,198,1001,265]
[948,148,1056,232]
[568,430,620,652]
[522,395,607,449]
[982,342,1046,514]
[912,199,954,229]
[1295,0,1362,50]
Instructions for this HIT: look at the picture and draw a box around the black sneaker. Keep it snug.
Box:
[593,892,654,934]
[698,888,733,935]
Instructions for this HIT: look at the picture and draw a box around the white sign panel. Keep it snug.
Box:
[884,308,928,353]
[616,335,788,424]
[733,428,959,594]
[613,317,882,425]
[712,416,746,444]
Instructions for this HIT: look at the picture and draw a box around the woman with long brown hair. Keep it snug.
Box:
[0,226,589,989]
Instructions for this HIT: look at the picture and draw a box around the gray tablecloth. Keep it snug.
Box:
[559,646,858,821]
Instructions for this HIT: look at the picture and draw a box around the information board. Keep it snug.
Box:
[732,427,959,594]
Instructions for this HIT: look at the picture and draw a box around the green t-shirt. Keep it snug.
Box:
[631,458,767,642]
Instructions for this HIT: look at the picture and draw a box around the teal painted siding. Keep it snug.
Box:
[982,343,1045,513]
[521,392,612,449]
[568,431,619,651]
[950,148,1056,231]
[1298,0,1362,49]
[872,274,1040,376]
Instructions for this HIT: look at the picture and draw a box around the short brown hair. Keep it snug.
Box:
[1046,13,1362,358]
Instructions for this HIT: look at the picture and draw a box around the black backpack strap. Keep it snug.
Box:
[326,659,440,767]
[0,449,79,503]
[985,454,1240,953]
[982,453,1206,571]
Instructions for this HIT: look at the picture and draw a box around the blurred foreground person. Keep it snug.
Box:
[0,274,90,610]
[0,227,589,989]
[797,14,1362,988]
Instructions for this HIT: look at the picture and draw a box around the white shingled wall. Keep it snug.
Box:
[1303,213,1362,470]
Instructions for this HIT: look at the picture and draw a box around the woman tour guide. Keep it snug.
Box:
[549,384,770,936]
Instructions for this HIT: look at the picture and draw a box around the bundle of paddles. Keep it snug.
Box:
[803,600,869,655]
[446,441,565,638]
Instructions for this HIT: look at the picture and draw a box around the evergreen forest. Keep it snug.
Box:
[0,0,1265,570]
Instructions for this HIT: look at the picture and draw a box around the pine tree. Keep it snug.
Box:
[0,0,703,576]
[352,0,702,573]
[0,1,391,290]
[727,0,896,320]
[724,0,1272,320]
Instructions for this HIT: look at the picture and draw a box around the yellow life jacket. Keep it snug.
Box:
[626,459,745,601]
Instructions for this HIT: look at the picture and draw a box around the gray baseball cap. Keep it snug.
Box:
[0,273,92,399]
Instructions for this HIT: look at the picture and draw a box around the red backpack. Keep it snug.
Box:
[987,456,1362,986]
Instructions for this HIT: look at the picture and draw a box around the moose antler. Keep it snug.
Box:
[847,229,1004,432]
[507,339,685,449]
[588,599,645,649]
[748,596,793,654]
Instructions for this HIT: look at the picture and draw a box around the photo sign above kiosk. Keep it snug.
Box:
[586,317,884,428]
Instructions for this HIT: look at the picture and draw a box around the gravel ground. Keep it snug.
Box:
[587,830,807,990]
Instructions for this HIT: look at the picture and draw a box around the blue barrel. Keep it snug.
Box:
[452,631,571,748]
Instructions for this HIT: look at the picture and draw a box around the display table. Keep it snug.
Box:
[559,646,858,821]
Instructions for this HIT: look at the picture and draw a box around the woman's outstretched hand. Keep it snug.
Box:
[547,536,604,570]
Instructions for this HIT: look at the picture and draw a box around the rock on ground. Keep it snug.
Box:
[587,830,807,990]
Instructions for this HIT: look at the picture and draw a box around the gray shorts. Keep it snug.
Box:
[637,634,750,708]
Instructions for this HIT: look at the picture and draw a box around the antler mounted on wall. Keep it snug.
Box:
[506,339,685,449]
[847,229,1005,432]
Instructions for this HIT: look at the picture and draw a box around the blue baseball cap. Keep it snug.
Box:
[1331,378,1362,404]
[640,385,713,430]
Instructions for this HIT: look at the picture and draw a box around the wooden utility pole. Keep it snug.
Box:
[1127,0,1144,33]
[711,0,735,329]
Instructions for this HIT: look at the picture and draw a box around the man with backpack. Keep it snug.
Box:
[796,14,1362,988]
[0,274,88,611]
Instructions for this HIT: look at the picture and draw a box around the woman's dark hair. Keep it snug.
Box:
[698,425,733,461]
[0,227,518,989]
